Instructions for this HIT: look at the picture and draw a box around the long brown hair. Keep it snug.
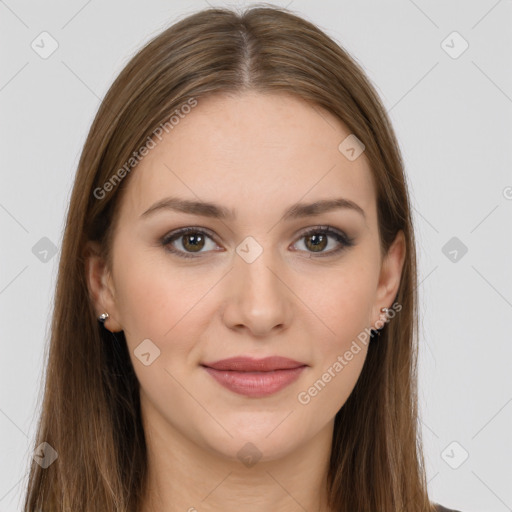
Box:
[23,4,435,511]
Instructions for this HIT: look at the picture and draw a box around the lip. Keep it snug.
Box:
[202,356,307,372]
[201,356,308,398]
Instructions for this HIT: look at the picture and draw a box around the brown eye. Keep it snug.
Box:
[304,232,328,252]
[293,226,355,257]
[161,228,218,259]
[181,232,206,252]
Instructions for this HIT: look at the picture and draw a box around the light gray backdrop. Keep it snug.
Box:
[1,1,511,511]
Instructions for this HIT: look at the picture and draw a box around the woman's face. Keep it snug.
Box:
[87,91,405,463]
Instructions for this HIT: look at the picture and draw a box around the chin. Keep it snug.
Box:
[209,435,299,466]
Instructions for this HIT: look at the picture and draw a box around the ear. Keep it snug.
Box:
[84,240,123,332]
[371,229,406,326]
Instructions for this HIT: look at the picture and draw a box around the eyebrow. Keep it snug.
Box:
[140,196,366,221]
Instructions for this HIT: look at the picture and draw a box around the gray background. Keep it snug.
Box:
[1,1,511,511]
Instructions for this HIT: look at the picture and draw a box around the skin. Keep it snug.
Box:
[86,91,405,512]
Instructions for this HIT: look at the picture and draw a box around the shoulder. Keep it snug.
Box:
[434,503,463,512]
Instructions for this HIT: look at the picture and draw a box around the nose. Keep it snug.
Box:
[221,246,294,338]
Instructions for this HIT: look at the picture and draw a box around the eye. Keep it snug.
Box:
[291,225,354,257]
[160,225,355,259]
[160,227,219,259]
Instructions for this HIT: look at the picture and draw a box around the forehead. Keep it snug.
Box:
[117,91,376,225]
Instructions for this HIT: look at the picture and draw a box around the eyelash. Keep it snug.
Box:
[160,225,355,259]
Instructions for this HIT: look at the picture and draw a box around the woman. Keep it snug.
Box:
[23,5,462,512]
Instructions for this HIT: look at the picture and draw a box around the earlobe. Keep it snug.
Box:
[84,241,123,332]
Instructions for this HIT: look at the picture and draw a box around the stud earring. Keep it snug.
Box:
[370,307,390,339]
[98,312,109,323]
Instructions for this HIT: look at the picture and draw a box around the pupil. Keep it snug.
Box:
[184,233,204,252]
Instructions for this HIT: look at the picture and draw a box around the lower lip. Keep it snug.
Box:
[202,366,307,398]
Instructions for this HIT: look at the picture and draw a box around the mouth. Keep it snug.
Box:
[201,356,308,398]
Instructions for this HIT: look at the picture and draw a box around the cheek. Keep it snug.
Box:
[295,269,373,415]
[302,256,378,348]
[112,253,210,403]
[112,246,217,355]
[292,253,377,412]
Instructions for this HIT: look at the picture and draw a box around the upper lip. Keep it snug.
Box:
[201,356,308,372]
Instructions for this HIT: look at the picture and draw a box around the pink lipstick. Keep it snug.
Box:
[201,356,308,398]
